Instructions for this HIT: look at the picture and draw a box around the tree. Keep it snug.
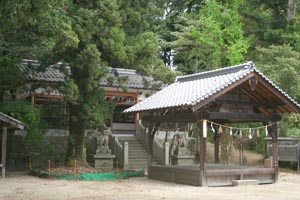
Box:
[167,0,249,74]
[255,44,300,101]
[241,0,300,59]
[0,1,71,162]
[0,0,78,59]
[156,0,202,68]
[56,0,171,165]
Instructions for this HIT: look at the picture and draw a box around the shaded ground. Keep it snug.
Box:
[1,170,300,200]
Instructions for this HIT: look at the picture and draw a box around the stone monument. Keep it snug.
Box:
[94,128,115,170]
[171,134,194,165]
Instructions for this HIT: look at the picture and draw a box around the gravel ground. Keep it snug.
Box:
[0,170,300,200]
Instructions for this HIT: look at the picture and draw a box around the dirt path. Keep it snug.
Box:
[1,171,300,200]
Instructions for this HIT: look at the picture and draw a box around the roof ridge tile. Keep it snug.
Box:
[176,61,254,82]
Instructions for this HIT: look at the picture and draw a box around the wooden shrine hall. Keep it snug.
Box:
[0,112,26,179]
[124,61,300,187]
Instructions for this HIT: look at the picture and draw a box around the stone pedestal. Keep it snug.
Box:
[94,147,115,170]
[94,154,115,170]
[171,147,194,165]
[171,155,195,165]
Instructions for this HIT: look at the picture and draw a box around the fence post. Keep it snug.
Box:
[29,158,32,174]
[114,136,118,156]
[48,160,51,178]
[74,160,77,181]
[123,142,129,169]
[164,142,170,165]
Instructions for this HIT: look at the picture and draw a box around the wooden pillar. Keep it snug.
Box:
[197,120,207,186]
[214,124,220,164]
[1,126,7,179]
[31,93,35,105]
[271,123,279,183]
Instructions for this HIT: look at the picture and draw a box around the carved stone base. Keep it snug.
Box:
[171,155,195,165]
[94,154,115,170]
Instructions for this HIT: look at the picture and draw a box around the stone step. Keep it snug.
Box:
[232,180,259,186]
[114,135,148,170]
[129,152,148,156]
[128,149,147,152]
[129,153,148,157]
[128,147,147,151]
[129,157,148,162]
[128,162,148,167]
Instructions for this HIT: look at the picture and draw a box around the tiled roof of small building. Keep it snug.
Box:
[0,112,26,129]
[124,61,299,113]
[22,60,161,89]
[100,68,162,89]
[22,59,66,82]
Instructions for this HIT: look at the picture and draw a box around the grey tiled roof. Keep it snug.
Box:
[22,60,160,89]
[100,68,162,89]
[33,67,65,82]
[124,61,299,113]
[22,59,65,82]
[0,112,26,129]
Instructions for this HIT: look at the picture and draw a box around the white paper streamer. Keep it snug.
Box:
[265,126,268,136]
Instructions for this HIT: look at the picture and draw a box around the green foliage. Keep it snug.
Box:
[152,65,181,84]
[281,114,300,137]
[0,100,40,130]
[0,57,24,94]
[0,0,78,58]
[0,100,58,160]
[255,44,300,100]
[60,78,79,104]
[248,134,266,155]
[169,0,249,74]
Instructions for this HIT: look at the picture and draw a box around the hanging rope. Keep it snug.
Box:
[143,119,279,139]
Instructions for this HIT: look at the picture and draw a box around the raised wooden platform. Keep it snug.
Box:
[148,164,275,187]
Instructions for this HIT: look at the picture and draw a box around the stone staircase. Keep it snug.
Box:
[118,136,148,170]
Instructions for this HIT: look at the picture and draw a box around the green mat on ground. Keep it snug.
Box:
[31,168,144,180]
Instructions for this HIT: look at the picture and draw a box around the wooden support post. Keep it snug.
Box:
[271,123,279,183]
[197,120,207,186]
[240,144,244,165]
[31,93,35,105]
[1,126,7,179]
[74,160,77,181]
[214,124,220,164]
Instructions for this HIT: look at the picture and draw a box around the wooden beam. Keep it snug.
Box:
[271,123,279,183]
[207,112,281,122]
[206,167,275,176]
[254,74,300,113]
[197,120,207,186]
[214,99,285,108]
[142,109,197,123]
[213,124,220,164]
[104,90,138,97]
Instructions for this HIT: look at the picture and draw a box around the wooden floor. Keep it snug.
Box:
[148,164,275,187]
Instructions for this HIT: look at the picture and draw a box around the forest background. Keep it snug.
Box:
[1,0,300,165]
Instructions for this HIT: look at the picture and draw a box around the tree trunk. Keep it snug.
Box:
[65,104,87,167]
[287,0,296,23]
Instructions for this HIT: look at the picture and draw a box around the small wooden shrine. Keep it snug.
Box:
[124,62,300,186]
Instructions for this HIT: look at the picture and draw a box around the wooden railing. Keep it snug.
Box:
[108,135,128,169]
